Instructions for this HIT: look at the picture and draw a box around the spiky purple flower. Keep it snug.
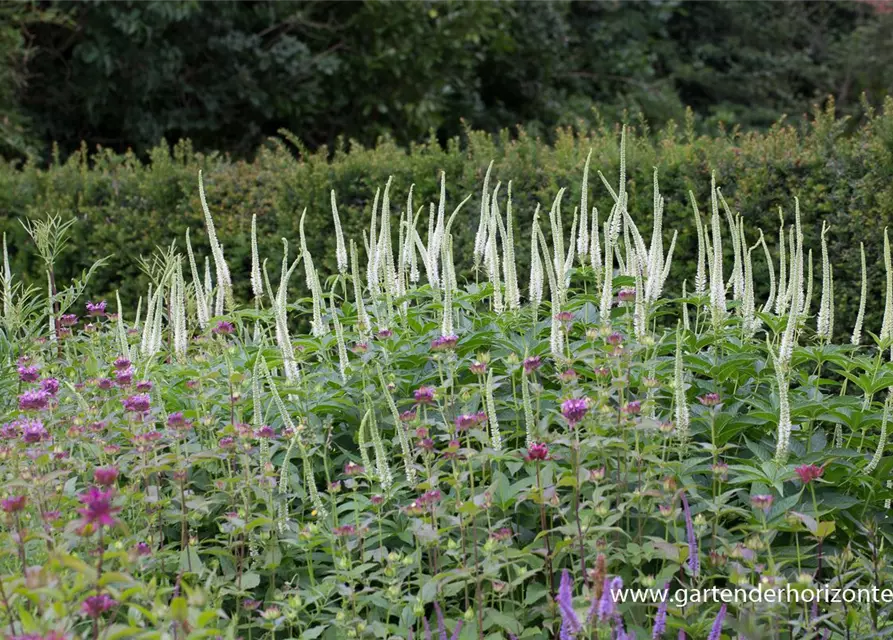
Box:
[557,569,582,638]
[652,582,670,638]
[707,604,727,640]
[681,490,699,576]
[60,313,78,326]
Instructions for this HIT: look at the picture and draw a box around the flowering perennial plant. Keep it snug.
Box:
[0,131,891,639]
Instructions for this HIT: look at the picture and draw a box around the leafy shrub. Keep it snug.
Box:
[1,133,893,638]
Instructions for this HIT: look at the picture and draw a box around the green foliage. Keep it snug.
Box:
[3,99,893,340]
[3,0,893,159]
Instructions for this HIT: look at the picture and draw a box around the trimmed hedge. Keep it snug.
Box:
[2,98,893,337]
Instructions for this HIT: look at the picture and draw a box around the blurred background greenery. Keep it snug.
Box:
[2,0,892,161]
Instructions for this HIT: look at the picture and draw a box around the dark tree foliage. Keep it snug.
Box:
[3,0,892,160]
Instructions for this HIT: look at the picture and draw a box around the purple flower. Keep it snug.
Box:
[414,386,436,405]
[96,378,113,390]
[454,414,477,431]
[794,464,824,485]
[18,365,40,382]
[523,356,542,374]
[618,288,636,302]
[707,604,727,640]
[698,393,721,407]
[18,390,50,411]
[376,328,393,340]
[751,494,774,512]
[60,313,78,326]
[40,378,60,395]
[469,361,487,375]
[557,569,582,638]
[254,425,277,439]
[93,467,119,486]
[114,357,132,371]
[1,495,27,513]
[681,490,699,577]
[85,301,107,317]
[597,576,623,622]
[212,320,235,335]
[135,542,151,556]
[219,436,235,449]
[115,368,133,386]
[81,593,115,618]
[77,487,120,529]
[561,397,589,427]
[122,394,151,413]
[652,582,670,638]
[135,380,152,392]
[431,334,458,351]
[622,400,642,415]
[525,442,550,462]
[20,419,48,443]
[606,331,623,346]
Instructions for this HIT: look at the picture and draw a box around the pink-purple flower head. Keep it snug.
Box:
[751,494,774,512]
[414,386,436,405]
[454,413,479,431]
[77,486,120,529]
[40,378,60,396]
[376,328,393,340]
[93,466,119,487]
[698,392,721,407]
[525,442,549,462]
[115,368,133,386]
[20,419,48,443]
[431,334,459,351]
[554,311,574,329]
[122,394,151,413]
[523,356,543,375]
[622,400,642,415]
[618,288,636,303]
[560,397,590,427]
[135,380,153,392]
[85,300,107,317]
[212,320,235,335]
[60,313,78,327]
[18,365,40,383]
[18,389,50,411]
[606,331,623,346]
[81,593,115,618]
[1,495,27,513]
[97,378,113,390]
[794,464,824,485]
[469,361,488,376]
[113,357,132,371]
[254,425,277,439]
[344,462,365,476]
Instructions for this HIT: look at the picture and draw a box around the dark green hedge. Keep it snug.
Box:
[2,99,893,337]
